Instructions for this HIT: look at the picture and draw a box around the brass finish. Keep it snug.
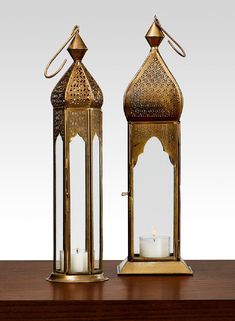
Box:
[45,27,107,282]
[119,18,192,275]
[124,16,186,121]
[145,22,164,47]
[130,122,179,167]
[68,33,87,61]
[47,272,108,283]
[50,62,103,109]
[124,48,183,122]
[117,258,193,275]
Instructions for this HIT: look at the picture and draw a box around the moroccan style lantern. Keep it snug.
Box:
[118,18,193,275]
[44,26,108,282]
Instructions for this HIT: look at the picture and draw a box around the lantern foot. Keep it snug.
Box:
[47,272,109,283]
[117,258,193,275]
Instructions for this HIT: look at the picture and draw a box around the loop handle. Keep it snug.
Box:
[154,15,186,57]
[44,25,79,78]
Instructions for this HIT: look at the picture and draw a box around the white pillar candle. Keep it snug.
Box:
[139,236,170,258]
[71,249,88,273]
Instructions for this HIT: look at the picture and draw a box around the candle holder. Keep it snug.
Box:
[44,26,108,282]
[118,18,193,275]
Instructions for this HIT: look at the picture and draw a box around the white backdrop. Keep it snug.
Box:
[0,0,234,259]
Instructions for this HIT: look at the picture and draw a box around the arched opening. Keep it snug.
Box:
[133,137,174,256]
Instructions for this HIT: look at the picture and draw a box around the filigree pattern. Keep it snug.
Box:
[51,65,74,108]
[124,50,182,121]
[54,109,64,140]
[50,61,103,110]
[66,63,91,107]
[67,110,87,142]
[82,64,103,108]
[131,122,179,166]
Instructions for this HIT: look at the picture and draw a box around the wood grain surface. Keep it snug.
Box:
[0,260,234,320]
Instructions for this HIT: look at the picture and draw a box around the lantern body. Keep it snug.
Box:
[47,31,107,282]
[118,22,192,274]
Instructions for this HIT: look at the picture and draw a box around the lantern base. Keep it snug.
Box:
[47,272,109,283]
[117,258,193,275]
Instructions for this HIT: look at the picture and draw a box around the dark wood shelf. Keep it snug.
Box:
[0,260,235,320]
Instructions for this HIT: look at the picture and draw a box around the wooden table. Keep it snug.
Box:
[0,260,235,320]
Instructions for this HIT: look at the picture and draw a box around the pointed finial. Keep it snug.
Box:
[145,18,164,47]
[67,30,88,61]
[71,25,79,34]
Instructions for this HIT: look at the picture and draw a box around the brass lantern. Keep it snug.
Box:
[44,26,108,282]
[118,18,192,275]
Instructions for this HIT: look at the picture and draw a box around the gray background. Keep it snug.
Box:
[0,0,234,259]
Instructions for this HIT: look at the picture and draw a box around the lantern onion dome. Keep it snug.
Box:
[51,30,103,109]
[123,20,183,121]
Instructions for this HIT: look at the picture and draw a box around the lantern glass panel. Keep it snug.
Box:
[133,137,174,258]
[55,135,64,272]
[93,134,101,270]
[70,135,87,273]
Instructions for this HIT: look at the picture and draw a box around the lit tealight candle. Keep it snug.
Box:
[71,249,88,273]
[139,228,170,258]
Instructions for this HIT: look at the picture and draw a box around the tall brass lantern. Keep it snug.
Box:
[45,26,108,282]
[118,18,192,275]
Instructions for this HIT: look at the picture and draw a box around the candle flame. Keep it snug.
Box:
[152,226,157,241]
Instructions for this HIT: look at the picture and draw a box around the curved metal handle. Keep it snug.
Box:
[154,15,186,58]
[44,25,79,79]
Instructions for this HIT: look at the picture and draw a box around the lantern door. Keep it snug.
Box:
[128,122,180,262]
